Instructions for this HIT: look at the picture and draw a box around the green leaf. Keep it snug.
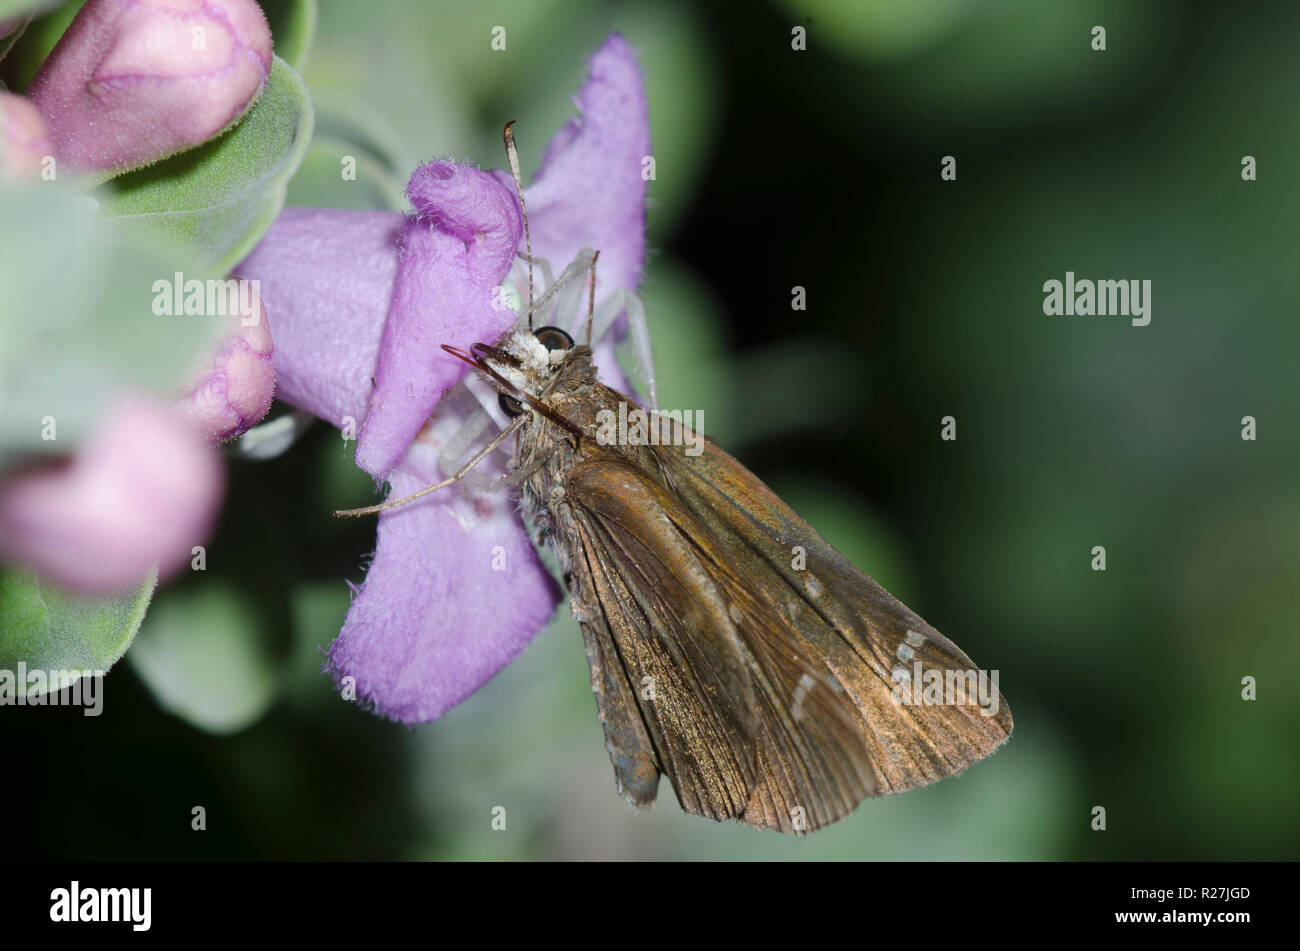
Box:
[0,185,222,465]
[2,0,77,88]
[0,0,58,22]
[128,583,281,734]
[96,55,315,275]
[0,565,156,697]
[258,0,317,71]
[284,133,404,210]
[283,580,348,711]
[0,13,30,64]
[302,4,475,178]
[309,96,409,184]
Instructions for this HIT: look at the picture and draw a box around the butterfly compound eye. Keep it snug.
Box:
[499,393,525,417]
[534,325,574,351]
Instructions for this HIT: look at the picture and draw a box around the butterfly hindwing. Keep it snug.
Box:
[654,431,1014,797]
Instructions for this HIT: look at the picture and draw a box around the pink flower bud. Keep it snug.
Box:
[26,0,272,175]
[174,280,275,443]
[0,91,54,181]
[0,396,224,594]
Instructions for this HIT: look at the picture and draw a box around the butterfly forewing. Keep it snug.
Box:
[517,356,1012,833]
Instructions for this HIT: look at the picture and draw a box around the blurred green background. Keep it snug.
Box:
[5,0,1299,860]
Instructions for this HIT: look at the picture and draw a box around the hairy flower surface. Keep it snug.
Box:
[27,0,272,174]
[236,34,651,721]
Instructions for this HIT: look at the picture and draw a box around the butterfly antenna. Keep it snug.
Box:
[502,120,535,329]
[586,250,600,346]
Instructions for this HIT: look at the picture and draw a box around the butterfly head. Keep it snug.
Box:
[441,325,585,432]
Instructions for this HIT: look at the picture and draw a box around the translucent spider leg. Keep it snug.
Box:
[522,248,597,329]
[512,253,554,315]
[435,404,492,481]
[589,288,657,411]
[552,262,589,335]
[532,254,555,293]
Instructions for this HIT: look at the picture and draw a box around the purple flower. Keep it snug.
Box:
[235,34,650,722]
[26,0,272,175]
[0,396,224,593]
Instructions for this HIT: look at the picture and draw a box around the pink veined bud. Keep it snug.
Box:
[26,0,272,175]
[174,279,276,443]
[0,91,54,181]
[0,396,224,594]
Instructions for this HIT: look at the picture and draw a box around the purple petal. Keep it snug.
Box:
[0,396,223,593]
[236,35,650,433]
[354,161,522,479]
[524,33,650,320]
[228,33,653,724]
[234,207,404,429]
[327,434,560,723]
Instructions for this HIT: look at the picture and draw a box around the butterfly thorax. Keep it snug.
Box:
[495,340,661,611]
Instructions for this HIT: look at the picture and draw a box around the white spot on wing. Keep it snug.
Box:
[791,673,817,721]
[894,630,926,670]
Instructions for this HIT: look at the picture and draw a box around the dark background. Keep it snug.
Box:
[4,0,1297,859]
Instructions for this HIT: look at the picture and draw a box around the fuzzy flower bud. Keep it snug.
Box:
[174,279,275,443]
[26,0,272,175]
[0,396,224,593]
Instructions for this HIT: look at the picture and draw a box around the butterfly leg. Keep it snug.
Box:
[333,414,527,518]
